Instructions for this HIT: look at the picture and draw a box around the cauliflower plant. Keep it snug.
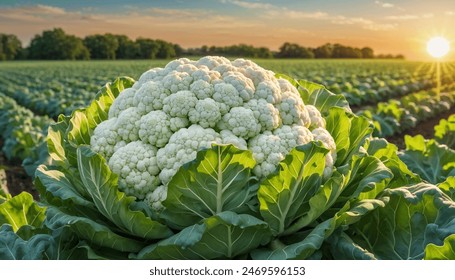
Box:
[90,56,337,210]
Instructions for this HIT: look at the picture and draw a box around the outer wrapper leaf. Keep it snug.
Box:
[0,224,55,260]
[45,206,145,255]
[365,138,420,188]
[425,234,455,260]
[252,198,385,260]
[399,135,455,184]
[135,211,271,260]
[325,107,374,166]
[162,144,257,229]
[0,192,45,232]
[348,183,455,260]
[258,142,327,236]
[438,177,455,200]
[77,146,172,239]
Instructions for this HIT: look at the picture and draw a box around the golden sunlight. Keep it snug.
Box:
[427,36,450,58]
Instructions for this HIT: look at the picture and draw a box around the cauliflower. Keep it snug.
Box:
[116,107,142,142]
[248,132,284,177]
[312,127,337,178]
[220,107,261,139]
[90,118,124,160]
[108,141,160,200]
[89,56,336,209]
[244,99,281,132]
[162,90,198,117]
[188,98,222,128]
[248,125,314,177]
[277,91,311,127]
[109,88,136,118]
[307,105,326,129]
[156,125,222,184]
[139,111,173,147]
[133,81,169,113]
[145,185,167,211]
[212,83,245,114]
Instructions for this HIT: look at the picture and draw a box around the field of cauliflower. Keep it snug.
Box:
[1,56,455,260]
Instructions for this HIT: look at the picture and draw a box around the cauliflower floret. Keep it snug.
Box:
[307,105,326,129]
[164,58,193,72]
[220,107,261,139]
[145,185,167,211]
[109,88,136,118]
[239,66,275,87]
[244,99,280,132]
[195,56,231,69]
[134,68,167,89]
[169,117,189,132]
[212,83,245,114]
[232,58,259,69]
[220,130,248,150]
[277,78,299,95]
[312,127,337,178]
[188,98,222,128]
[162,71,193,94]
[90,118,122,160]
[222,71,255,101]
[191,67,221,83]
[213,64,238,75]
[139,111,173,148]
[277,91,311,127]
[116,107,142,142]
[190,80,214,100]
[248,132,284,178]
[273,125,314,154]
[175,63,199,75]
[133,81,169,113]
[254,80,282,104]
[108,141,161,200]
[156,125,222,184]
[162,90,198,118]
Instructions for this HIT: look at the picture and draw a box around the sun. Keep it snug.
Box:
[427,37,450,58]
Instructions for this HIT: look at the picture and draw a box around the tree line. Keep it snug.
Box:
[0,28,404,60]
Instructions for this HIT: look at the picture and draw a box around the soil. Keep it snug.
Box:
[0,139,38,200]
[385,106,455,149]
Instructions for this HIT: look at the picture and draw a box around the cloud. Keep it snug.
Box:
[331,15,396,30]
[375,1,394,8]
[446,11,455,16]
[386,13,433,20]
[227,0,274,10]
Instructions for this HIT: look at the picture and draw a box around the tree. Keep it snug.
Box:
[313,43,333,58]
[113,34,135,59]
[277,42,314,58]
[28,28,89,60]
[0,34,22,60]
[361,47,374,59]
[135,38,160,59]
[84,34,119,59]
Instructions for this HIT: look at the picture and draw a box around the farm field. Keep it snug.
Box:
[1,57,455,260]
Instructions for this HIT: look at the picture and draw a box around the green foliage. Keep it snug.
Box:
[163,145,257,229]
[434,114,455,149]
[338,183,455,260]
[28,28,89,60]
[399,135,455,184]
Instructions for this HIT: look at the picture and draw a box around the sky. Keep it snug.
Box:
[1,0,455,60]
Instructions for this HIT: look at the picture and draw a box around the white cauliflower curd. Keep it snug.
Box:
[90,56,336,209]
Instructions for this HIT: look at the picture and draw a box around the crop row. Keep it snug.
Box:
[1,60,452,119]
[0,93,51,176]
[359,84,455,137]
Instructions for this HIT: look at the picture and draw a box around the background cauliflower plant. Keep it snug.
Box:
[90,56,336,209]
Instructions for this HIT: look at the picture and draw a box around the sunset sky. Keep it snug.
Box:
[1,0,454,60]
